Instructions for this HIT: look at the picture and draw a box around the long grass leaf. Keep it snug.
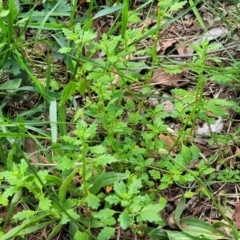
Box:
[58,103,67,136]
[121,1,128,38]
[189,0,207,31]
[60,81,76,106]
[35,1,61,39]
[49,100,58,143]
[93,4,124,20]
[15,52,47,100]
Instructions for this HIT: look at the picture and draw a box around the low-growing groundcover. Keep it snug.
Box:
[0,0,240,239]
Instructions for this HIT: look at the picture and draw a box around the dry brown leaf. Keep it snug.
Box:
[160,39,176,54]
[176,43,193,56]
[24,138,38,163]
[152,68,182,87]
[192,27,228,46]
[24,138,49,164]
[233,202,240,229]
[33,42,49,56]
[105,185,113,193]
[235,147,240,157]
[159,134,175,150]
[110,67,120,86]
[162,100,175,114]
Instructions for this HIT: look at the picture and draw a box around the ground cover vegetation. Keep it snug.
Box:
[0,0,240,239]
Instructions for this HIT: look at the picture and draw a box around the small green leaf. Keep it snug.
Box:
[78,79,87,95]
[94,208,115,219]
[89,145,106,155]
[105,195,121,205]
[54,155,74,171]
[61,209,79,224]
[128,12,140,23]
[113,181,126,196]
[138,204,163,223]
[97,227,115,240]
[58,46,72,53]
[73,108,84,123]
[95,154,118,166]
[94,209,116,226]
[0,79,21,90]
[74,230,89,240]
[128,179,142,195]
[13,210,35,221]
[0,9,9,17]
[50,80,60,90]
[39,196,52,211]
[149,170,160,180]
[85,192,100,209]
[181,145,192,164]
[118,210,132,230]
[170,0,187,11]
[0,195,8,206]
[184,191,195,198]
[191,145,200,160]
[82,62,93,71]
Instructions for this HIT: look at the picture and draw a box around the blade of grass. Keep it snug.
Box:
[93,4,124,20]
[1,213,50,240]
[48,222,63,240]
[57,104,67,137]
[189,0,207,31]
[60,81,76,106]
[49,100,58,143]
[35,0,61,39]
[69,0,78,27]
[15,52,47,100]
[83,0,94,30]
[3,191,21,229]
[59,168,79,202]
[8,0,15,47]
[121,0,128,38]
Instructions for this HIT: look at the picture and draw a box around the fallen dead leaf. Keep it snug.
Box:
[24,138,38,163]
[176,43,193,56]
[160,39,176,54]
[162,100,175,114]
[191,27,228,47]
[195,117,224,136]
[233,202,240,229]
[105,185,113,193]
[24,138,49,164]
[235,147,240,157]
[152,68,182,87]
[110,67,120,86]
[159,134,175,151]
[33,41,49,57]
